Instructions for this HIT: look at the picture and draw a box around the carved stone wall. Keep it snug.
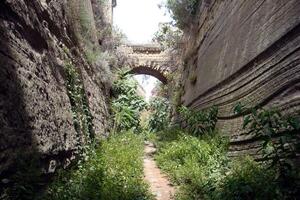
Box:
[0,0,111,179]
[181,0,300,158]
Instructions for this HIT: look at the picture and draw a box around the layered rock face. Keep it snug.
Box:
[181,0,300,158]
[0,0,111,177]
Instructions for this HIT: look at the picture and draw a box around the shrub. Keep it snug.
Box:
[111,70,147,133]
[148,97,171,132]
[153,128,288,200]
[164,0,200,29]
[44,132,153,200]
[233,103,300,163]
[216,157,280,200]
[154,130,229,200]
[233,103,300,198]
[152,22,183,50]
[178,106,218,136]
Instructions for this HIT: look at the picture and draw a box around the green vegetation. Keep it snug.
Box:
[111,69,147,133]
[163,0,200,29]
[148,97,171,132]
[234,103,300,198]
[149,106,300,199]
[234,103,300,163]
[178,106,218,136]
[64,60,94,141]
[172,84,184,108]
[153,22,183,50]
[44,132,153,200]
[154,129,226,200]
[217,157,279,200]
[38,70,150,200]
[79,2,94,42]
[78,1,127,89]
[152,129,286,200]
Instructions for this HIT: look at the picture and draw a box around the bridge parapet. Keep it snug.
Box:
[118,44,176,83]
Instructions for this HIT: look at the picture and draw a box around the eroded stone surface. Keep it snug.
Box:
[0,0,110,178]
[181,0,300,158]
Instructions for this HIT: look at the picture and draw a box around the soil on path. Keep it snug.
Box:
[143,141,175,200]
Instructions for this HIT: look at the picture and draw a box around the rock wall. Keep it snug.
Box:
[0,0,112,178]
[181,0,300,158]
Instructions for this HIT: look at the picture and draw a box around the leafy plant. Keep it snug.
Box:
[178,106,218,136]
[44,132,153,200]
[234,103,300,198]
[111,69,147,133]
[217,157,280,200]
[153,127,294,200]
[148,97,171,132]
[152,22,183,50]
[64,60,94,143]
[154,129,229,200]
[163,0,200,29]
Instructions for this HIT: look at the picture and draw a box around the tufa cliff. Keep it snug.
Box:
[180,0,300,158]
[0,0,114,179]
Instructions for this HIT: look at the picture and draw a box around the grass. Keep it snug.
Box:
[44,132,153,200]
[152,128,282,200]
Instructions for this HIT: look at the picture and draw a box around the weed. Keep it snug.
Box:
[178,106,218,136]
[233,103,300,197]
[216,157,280,200]
[153,127,290,200]
[44,132,153,200]
[154,129,229,200]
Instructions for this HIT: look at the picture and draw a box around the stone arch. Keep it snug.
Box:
[129,66,168,84]
[119,44,176,84]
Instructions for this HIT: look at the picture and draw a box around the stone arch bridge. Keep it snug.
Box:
[118,44,176,84]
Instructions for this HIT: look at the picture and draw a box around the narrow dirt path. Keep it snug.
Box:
[143,141,175,200]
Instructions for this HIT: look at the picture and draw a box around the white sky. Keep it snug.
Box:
[113,0,171,100]
[113,0,171,43]
[134,75,159,101]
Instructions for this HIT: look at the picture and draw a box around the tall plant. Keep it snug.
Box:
[111,69,147,133]
[148,97,171,132]
[179,106,218,136]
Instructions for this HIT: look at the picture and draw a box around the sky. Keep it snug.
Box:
[134,75,159,102]
[113,0,171,43]
[113,0,171,101]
